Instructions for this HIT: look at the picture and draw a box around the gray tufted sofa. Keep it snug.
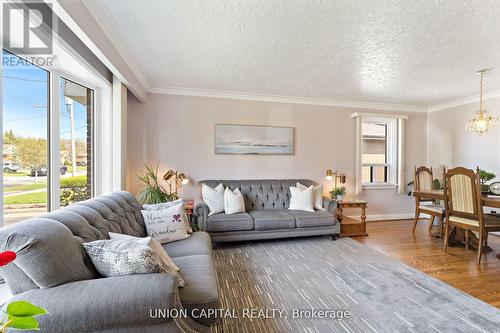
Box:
[0,191,219,333]
[194,179,340,242]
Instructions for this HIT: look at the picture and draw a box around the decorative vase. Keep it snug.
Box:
[336,195,344,201]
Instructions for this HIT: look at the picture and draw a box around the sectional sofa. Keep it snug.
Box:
[0,191,219,333]
[194,179,340,242]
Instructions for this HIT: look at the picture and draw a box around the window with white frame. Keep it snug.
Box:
[361,118,397,185]
[352,112,407,194]
[2,51,96,225]
[1,2,122,227]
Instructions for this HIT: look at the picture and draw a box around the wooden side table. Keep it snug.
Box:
[336,199,368,237]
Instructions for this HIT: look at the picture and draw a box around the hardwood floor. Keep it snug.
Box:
[354,218,500,308]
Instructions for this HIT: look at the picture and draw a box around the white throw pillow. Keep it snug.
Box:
[224,187,245,215]
[289,185,314,212]
[108,232,180,272]
[202,183,224,216]
[141,203,190,244]
[297,182,325,211]
[142,199,192,233]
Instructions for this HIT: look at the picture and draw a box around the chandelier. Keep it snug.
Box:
[465,69,498,135]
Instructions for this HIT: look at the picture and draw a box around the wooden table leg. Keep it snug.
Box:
[361,206,366,224]
[337,206,344,223]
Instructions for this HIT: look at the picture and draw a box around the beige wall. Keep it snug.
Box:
[127,93,428,218]
[427,97,500,179]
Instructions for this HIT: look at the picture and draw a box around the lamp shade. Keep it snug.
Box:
[326,169,333,180]
[163,169,175,181]
[178,173,189,185]
[339,173,347,184]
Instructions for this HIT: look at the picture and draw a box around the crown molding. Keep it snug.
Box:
[427,89,500,112]
[149,86,428,112]
[81,0,151,91]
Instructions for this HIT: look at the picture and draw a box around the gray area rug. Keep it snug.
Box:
[212,237,500,333]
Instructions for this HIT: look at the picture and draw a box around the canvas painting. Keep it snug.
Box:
[215,125,294,155]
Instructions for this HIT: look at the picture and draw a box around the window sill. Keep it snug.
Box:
[362,183,398,190]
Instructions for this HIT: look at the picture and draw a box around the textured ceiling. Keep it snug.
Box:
[88,0,500,106]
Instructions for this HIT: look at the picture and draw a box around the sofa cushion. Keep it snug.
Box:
[163,231,212,258]
[287,210,336,228]
[173,255,220,326]
[249,210,295,231]
[8,274,179,332]
[206,212,254,232]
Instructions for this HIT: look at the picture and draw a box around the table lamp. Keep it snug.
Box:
[325,169,346,188]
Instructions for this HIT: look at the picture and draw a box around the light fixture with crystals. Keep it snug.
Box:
[465,69,498,135]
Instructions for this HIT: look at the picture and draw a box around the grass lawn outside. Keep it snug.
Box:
[4,183,47,192]
[2,172,31,178]
[66,166,87,173]
[4,191,47,205]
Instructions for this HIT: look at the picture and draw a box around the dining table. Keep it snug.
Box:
[412,189,500,209]
[412,189,500,255]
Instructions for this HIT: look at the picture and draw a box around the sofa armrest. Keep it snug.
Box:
[193,199,209,231]
[323,197,338,213]
[6,274,181,332]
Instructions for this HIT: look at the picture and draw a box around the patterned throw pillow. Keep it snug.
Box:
[108,232,180,272]
[82,238,184,287]
[142,199,192,233]
[141,203,191,244]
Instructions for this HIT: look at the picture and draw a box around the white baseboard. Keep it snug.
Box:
[346,213,428,222]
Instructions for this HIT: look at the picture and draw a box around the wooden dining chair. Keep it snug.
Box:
[412,166,446,236]
[443,167,500,264]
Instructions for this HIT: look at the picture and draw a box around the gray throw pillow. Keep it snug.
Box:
[83,239,184,287]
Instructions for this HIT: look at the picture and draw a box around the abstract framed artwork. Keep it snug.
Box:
[214,124,294,155]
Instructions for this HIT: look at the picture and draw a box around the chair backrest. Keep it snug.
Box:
[444,167,483,222]
[414,166,434,192]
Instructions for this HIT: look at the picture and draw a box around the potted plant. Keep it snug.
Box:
[478,169,496,193]
[330,186,346,201]
[136,162,178,204]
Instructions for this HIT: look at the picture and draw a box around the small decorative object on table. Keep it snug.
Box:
[490,181,500,195]
[330,186,346,201]
[477,167,496,193]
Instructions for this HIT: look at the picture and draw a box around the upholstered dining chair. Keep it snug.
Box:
[443,167,500,264]
[412,166,446,236]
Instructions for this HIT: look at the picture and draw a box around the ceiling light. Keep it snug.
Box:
[465,69,498,135]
